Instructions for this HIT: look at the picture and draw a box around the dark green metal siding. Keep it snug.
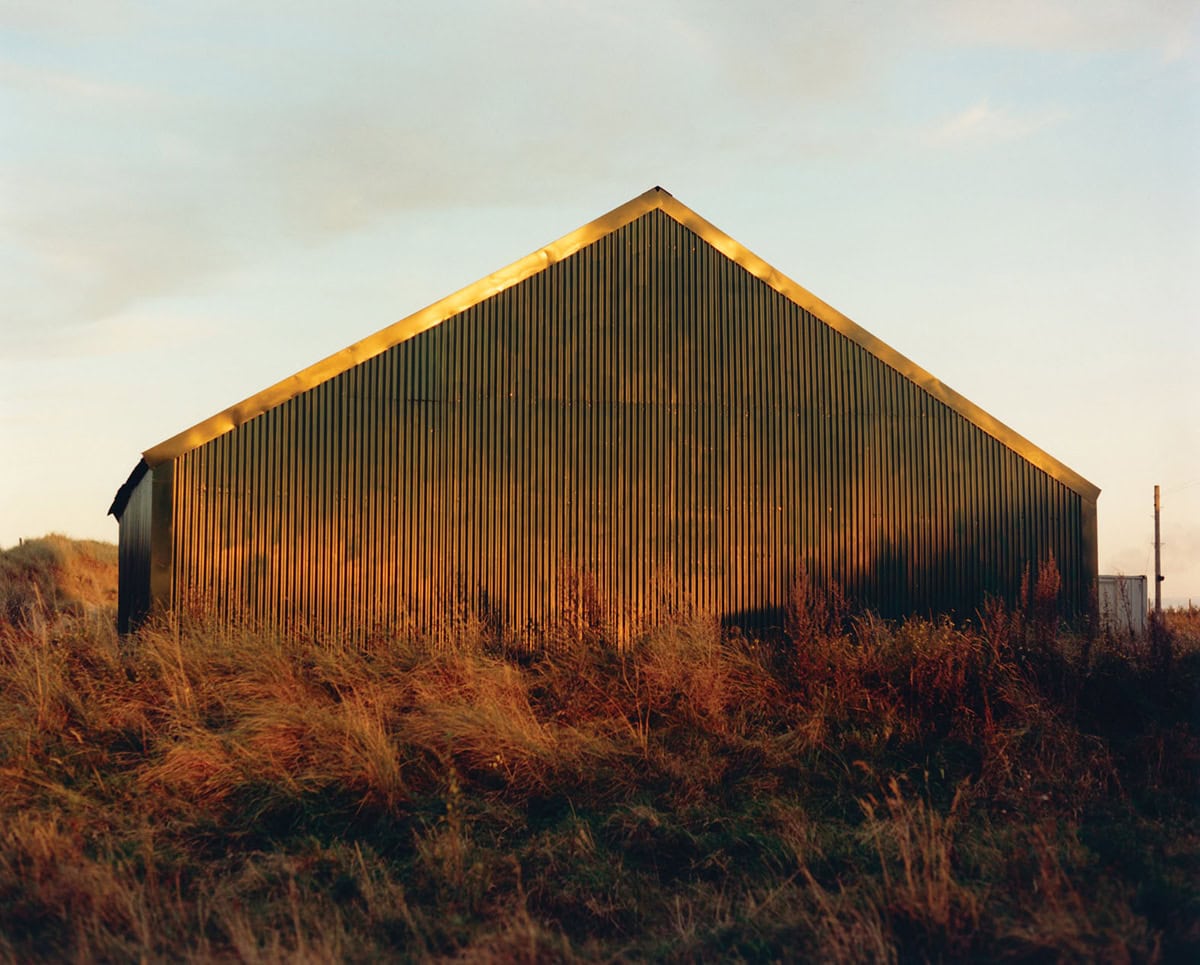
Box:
[115,465,153,633]
[167,209,1094,640]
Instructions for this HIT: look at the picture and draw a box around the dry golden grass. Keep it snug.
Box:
[0,534,116,624]
[0,537,1197,961]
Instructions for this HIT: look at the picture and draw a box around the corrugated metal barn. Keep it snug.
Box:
[110,187,1099,639]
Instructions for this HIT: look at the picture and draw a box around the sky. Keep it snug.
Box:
[2,0,1198,606]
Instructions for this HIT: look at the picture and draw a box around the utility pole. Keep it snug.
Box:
[1154,485,1162,615]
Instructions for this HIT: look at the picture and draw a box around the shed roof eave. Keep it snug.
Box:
[108,458,149,520]
[140,186,677,467]
[137,186,1100,503]
[655,196,1101,503]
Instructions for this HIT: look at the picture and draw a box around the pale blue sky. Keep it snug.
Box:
[2,0,1198,604]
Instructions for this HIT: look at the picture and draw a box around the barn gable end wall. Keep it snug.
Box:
[140,207,1097,640]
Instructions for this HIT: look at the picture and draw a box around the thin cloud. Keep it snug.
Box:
[1,0,1184,364]
[2,0,891,361]
[0,0,142,34]
[935,0,1197,58]
[927,99,1066,147]
[0,308,212,362]
[0,59,155,104]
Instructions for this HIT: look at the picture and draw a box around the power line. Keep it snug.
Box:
[1164,479,1200,493]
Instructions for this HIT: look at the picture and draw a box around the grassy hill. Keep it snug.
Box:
[0,534,117,625]
[1,537,1197,961]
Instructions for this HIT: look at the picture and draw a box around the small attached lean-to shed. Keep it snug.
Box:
[110,187,1099,639]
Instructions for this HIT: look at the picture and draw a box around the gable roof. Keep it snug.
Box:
[133,186,1099,502]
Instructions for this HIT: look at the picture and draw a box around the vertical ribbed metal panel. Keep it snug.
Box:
[169,209,1094,642]
[116,467,152,634]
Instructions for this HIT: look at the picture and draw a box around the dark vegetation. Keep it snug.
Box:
[1,537,1197,961]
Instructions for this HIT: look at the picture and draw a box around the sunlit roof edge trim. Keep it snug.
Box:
[657,194,1100,502]
[140,186,1099,502]
[141,187,671,467]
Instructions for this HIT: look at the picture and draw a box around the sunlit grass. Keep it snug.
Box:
[0,538,1197,960]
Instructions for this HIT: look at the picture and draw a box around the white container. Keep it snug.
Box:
[1098,575,1148,638]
